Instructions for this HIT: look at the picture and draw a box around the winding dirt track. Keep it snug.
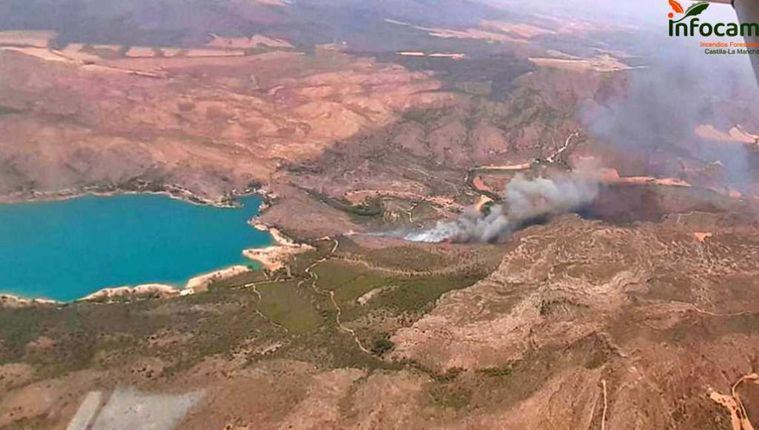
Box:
[305,238,371,354]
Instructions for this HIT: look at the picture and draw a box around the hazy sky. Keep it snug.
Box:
[489,0,739,27]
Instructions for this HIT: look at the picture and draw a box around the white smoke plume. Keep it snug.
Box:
[406,171,599,243]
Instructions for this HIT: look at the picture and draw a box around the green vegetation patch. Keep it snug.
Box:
[370,274,481,314]
[477,365,513,378]
[369,333,395,356]
[314,261,389,304]
[428,383,472,411]
[256,281,325,334]
[0,106,22,115]
[401,107,453,124]
[359,246,450,272]
[305,190,383,218]
[314,259,487,331]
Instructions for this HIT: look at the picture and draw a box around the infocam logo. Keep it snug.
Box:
[668,0,759,37]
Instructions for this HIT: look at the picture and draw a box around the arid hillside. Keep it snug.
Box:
[0,43,453,203]
[2,212,759,429]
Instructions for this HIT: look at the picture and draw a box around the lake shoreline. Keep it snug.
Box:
[0,264,256,306]
[0,186,283,307]
[0,182,247,208]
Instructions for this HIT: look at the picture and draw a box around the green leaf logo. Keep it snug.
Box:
[674,2,709,22]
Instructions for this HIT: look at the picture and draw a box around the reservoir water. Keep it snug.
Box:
[0,194,271,301]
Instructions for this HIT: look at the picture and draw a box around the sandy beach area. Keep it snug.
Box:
[78,284,180,302]
[243,222,314,272]
[184,265,251,294]
[0,294,60,308]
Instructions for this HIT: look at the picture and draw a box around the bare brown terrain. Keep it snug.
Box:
[0,39,451,206]
[1,0,759,429]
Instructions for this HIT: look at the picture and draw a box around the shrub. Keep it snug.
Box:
[370,333,395,356]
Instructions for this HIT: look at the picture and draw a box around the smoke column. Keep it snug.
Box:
[406,170,599,243]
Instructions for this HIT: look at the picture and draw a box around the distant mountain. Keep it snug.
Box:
[0,0,509,48]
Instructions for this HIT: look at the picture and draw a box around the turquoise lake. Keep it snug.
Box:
[0,194,271,301]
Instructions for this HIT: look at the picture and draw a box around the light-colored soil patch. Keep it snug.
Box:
[422,26,525,44]
[398,52,465,59]
[695,124,759,145]
[0,47,71,62]
[709,373,759,430]
[88,387,204,430]
[595,168,692,188]
[529,55,630,73]
[429,53,465,59]
[476,162,533,172]
[182,48,246,57]
[59,43,102,62]
[244,225,313,272]
[474,195,494,211]
[612,176,691,187]
[0,371,98,428]
[1,294,59,308]
[472,175,494,194]
[79,284,179,302]
[0,363,35,391]
[480,21,554,39]
[125,46,159,58]
[66,391,103,430]
[0,30,56,48]
[185,265,252,293]
[357,285,397,305]
[206,34,293,49]
[251,0,288,6]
